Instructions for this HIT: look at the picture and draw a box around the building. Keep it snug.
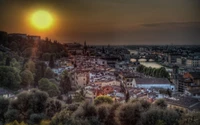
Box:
[97,58,107,66]
[27,35,41,41]
[75,71,88,87]
[8,33,27,40]
[65,42,83,55]
[186,58,200,67]
[168,54,181,64]
[165,97,200,112]
[133,78,175,91]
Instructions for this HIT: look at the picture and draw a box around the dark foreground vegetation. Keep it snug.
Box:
[0,89,200,125]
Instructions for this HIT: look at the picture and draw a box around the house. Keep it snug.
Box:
[133,78,175,91]
[0,88,14,98]
[97,58,107,66]
[27,35,41,41]
[165,97,200,112]
[186,58,200,67]
[185,89,200,98]
[184,72,200,85]
[75,71,88,87]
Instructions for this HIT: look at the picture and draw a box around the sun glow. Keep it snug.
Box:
[31,10,53,30]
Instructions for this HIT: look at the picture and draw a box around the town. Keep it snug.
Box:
[1,31,200,114]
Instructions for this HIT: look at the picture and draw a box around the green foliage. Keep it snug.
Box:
[49,55,55,68]
[10,58,21,70]
[51,108,73,125]
[179,112,200,125]
[73,101,97,120]
[116,102,142,125]
[4,109,20,123]
[94,96,113,105]
[97,104,111,123]
[46,99,62,118]
[38,78,60,97]
[5,57,11,66]
[154,99,167,109]
[141,108,180,125]
[0,66,21,90]
[0,97,9,124]
[44,68,54,79]
[23,60,35,74]
[159,89,172,97]
[60,71,72,94]
[38,78,50,91]
[35,62,47,84]
[20,69,34,87]
[42,53,51,61]
[104,103,121,125]
[6,89,48,122]
[136,65,169,78]
[29,113,46,125]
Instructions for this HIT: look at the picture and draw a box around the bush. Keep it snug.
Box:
[116,103,142,125]
[94,96,113,105]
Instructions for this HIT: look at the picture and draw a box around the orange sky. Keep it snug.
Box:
[0,0,200,45]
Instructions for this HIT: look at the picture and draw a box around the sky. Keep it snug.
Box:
[0,0,200,45]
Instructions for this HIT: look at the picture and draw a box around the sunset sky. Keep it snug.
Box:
[0,0,200,45]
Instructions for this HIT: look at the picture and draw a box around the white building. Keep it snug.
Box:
[186,59,200,67]
[133,78,175,91]
[97,58,107,66]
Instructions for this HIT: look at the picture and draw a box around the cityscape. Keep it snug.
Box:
[0,0,200,125]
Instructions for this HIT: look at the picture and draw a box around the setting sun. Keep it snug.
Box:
[31,10,53,30]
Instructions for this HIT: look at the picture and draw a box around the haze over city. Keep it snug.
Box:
[0,0,200,45]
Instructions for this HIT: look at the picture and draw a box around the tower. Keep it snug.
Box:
[172,65,179,91]
[83,41,87,55]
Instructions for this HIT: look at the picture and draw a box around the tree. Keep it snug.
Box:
[24,60,35,74]
[35,62,47,85]
[0,66,21,90]
[94,96,113,105]
[47,84,60,97]
[5,57,11,66]
[51,107,73,125]
[6,89,48,122]
[42,53,51,61]
[38,78,51,92]
[154,99,167,109]
[38,78,60,97]
[20,69,34,87]
[44,68,54,79]
[141,108,180,125]
[49,55,55,68]
[29,113,46,125]
[0,97,9,124]
[179,112,200,125]
[116,103,142,125]
[4,109,20,123]
[60,71,71,94]
[73,101,97,120]
[97,104,111,123]
[45,99,62,118]
[104,103,121,125]
[10,58,21,70]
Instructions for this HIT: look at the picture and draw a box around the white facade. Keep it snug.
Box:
[176,58,182,65]
[186,59,200,67]
[97,59,107,66]
[101,80,120,87]
[132,78,175,91]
